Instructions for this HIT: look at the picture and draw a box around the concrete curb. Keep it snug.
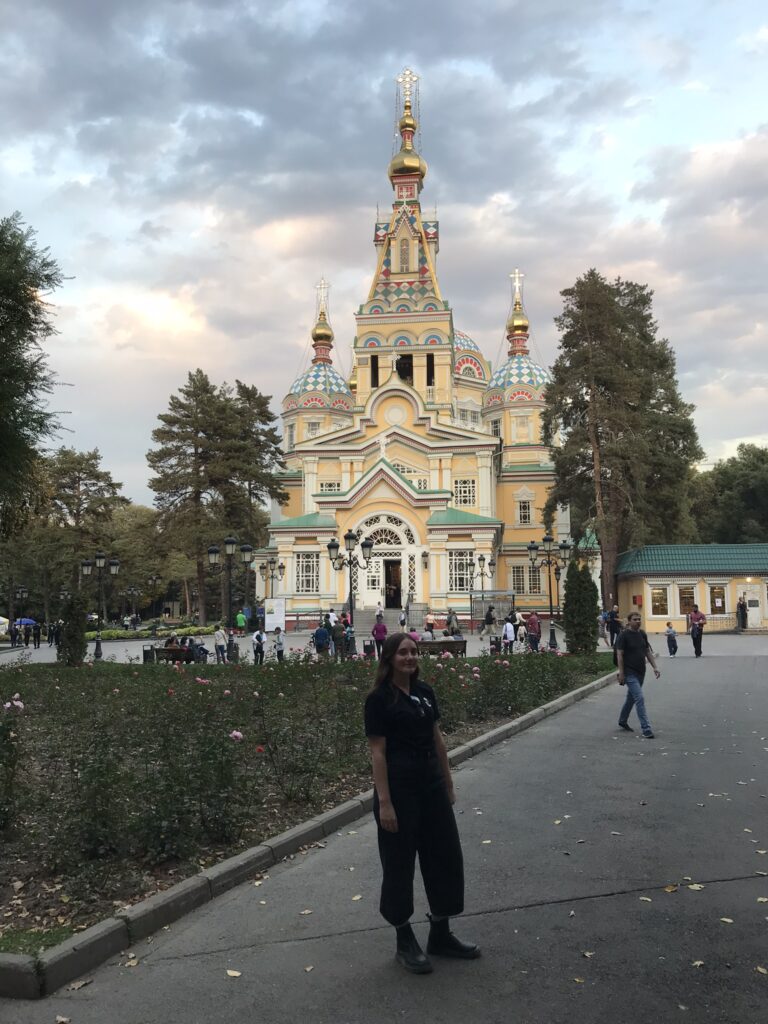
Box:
[0,667,616,999]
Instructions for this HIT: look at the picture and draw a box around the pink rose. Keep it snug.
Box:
[229,730,244,742]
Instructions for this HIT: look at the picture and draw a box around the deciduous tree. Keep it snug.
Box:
[690,444,768,543]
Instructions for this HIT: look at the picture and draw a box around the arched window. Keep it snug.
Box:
[399,238,410,272]
[365,527,402,549]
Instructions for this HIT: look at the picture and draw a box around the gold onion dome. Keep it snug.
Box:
[311,309,334,343]
[388,101,427,181]
[506,306,530,335]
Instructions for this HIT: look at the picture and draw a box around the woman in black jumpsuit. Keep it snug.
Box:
[364,632,480,973]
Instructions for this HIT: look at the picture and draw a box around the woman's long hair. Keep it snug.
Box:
[370,632,420,700]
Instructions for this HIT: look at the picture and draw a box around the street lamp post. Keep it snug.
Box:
[327,530,374,626]
[207,537,238,629]
[14,586,28,621]
[554,566,563,617]
[148,574,161,620]
[466,554,496,633]
[258,557,286,600]
[527,535,571,650]
[239,544,254,625]
[125,585,141,622]
[81,551,120,660]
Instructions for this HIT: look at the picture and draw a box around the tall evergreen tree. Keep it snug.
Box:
[690,444,768,543]
[147,371,285,625]
[543,270,703,604]
[0,212,63,535]
[563,562,600,654]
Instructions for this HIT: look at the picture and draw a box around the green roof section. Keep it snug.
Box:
[269,513,337,531]
[617,544,768,575]
[427,509,502,527]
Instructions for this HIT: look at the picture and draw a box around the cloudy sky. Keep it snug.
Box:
[3,0,767,503]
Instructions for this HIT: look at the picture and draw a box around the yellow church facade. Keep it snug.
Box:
[265,69,570,627]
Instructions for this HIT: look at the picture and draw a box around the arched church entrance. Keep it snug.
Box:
[354,514,420,610]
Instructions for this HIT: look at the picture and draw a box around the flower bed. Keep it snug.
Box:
[0,650,610,951]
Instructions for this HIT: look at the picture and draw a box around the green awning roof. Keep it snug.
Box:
[269,513,337,531]
[617,544,768,575]
[427,509,502,527]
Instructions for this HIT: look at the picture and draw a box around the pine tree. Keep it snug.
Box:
[562,561,600,654]
[147,371,285,625]
[0,213,63,535]
[543,270,703,605]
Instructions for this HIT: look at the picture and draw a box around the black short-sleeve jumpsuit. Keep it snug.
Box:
[364,680,464,926]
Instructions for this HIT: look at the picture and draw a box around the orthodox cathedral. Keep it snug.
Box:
[265,69,570,623]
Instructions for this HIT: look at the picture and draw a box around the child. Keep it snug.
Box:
[273,626,285,662]
[665,622,678,657]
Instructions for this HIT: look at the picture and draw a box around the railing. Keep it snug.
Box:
[686,613,737,634]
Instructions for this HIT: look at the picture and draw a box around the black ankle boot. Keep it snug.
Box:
[426,915,481,959]
[395,924,433,974]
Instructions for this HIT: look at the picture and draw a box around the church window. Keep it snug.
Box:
[295,553,319,594]
[285,424,295,450]
[517,500,532,526]
[454,479,476,507]
[306,421,320,438]
[448,550,473,593]
[392,464,428,491]
[366,527,401,549]
[399,238,410,272]
[364,515,382,528]
[371,354,379,388]
[528,567,542,594]
[415,477,428,490]
[408,554,417,598]
[426,353,435,387]
[510,566,526,594]
[490,419,501,438]
[319,481,341,492]
[395,353,413,384]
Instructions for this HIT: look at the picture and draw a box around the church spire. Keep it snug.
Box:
[388,67,427,198]
[506,268,531,357]
[310,278,334,365]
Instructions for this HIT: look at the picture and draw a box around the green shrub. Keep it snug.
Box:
[57,592,88,667]
[1,651,608,870]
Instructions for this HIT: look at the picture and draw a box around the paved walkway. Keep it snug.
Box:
[3,653,768,1022]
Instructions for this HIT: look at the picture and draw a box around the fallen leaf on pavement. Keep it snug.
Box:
[67,978,93,991]
[691,960,704,968]
[573,977,585,984]
[569,911,575,917]
[582,951,595,958]
[687,884,705,891]
[55,1017,71,1024]
[300,909,313,915]
[720,918,734,924]
[305,965,314,973]
[757,898,768,904]
[226,970,242,978]
[744,829,753,833]
[351,895,362,901]
[756,966,768,975]
[610,831,623,836]
[124,958,139,968]
[756,871,768,877]
[482,840,492,845]
[639,897,653,903]
[663,885,678,893]
[553,820,562,825]
[757,850,767,855]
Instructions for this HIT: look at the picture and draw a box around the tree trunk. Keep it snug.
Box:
[197,556,207,626]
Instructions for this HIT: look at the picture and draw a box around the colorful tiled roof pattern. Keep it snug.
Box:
[453,329,481,353]
[288,363,352,400]
[487,354,551,392]
[617,545,768,575]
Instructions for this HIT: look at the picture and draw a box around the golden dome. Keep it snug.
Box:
[311,309,334,343]
[506,309,529,334]
[388,148,428,179]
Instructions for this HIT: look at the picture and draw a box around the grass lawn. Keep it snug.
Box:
[0,649,612,953]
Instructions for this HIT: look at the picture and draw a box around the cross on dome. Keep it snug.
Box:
[397,67,419,105]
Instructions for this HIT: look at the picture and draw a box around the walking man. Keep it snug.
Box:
[607,605,622,647]
[689,604,706,657]
[526,611,541,652]
[616,611,661,739]
[479,605,495,639]
[214,624,228,664]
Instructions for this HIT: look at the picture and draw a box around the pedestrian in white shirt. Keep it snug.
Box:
[252,628,267,665]
[214,625,227,664]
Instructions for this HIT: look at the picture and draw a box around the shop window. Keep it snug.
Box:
[677,585,695,616]
[709,585,726,615]
[651,587,669,616]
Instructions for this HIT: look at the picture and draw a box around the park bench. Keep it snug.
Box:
[417,638,467,657]
[149,646,197,664]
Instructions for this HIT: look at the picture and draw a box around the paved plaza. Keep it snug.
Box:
[2,645,768,1022]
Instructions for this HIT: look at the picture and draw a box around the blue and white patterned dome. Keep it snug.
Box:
[453,329,481,353]
[487,354,551,392]
[289,363,352,401]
